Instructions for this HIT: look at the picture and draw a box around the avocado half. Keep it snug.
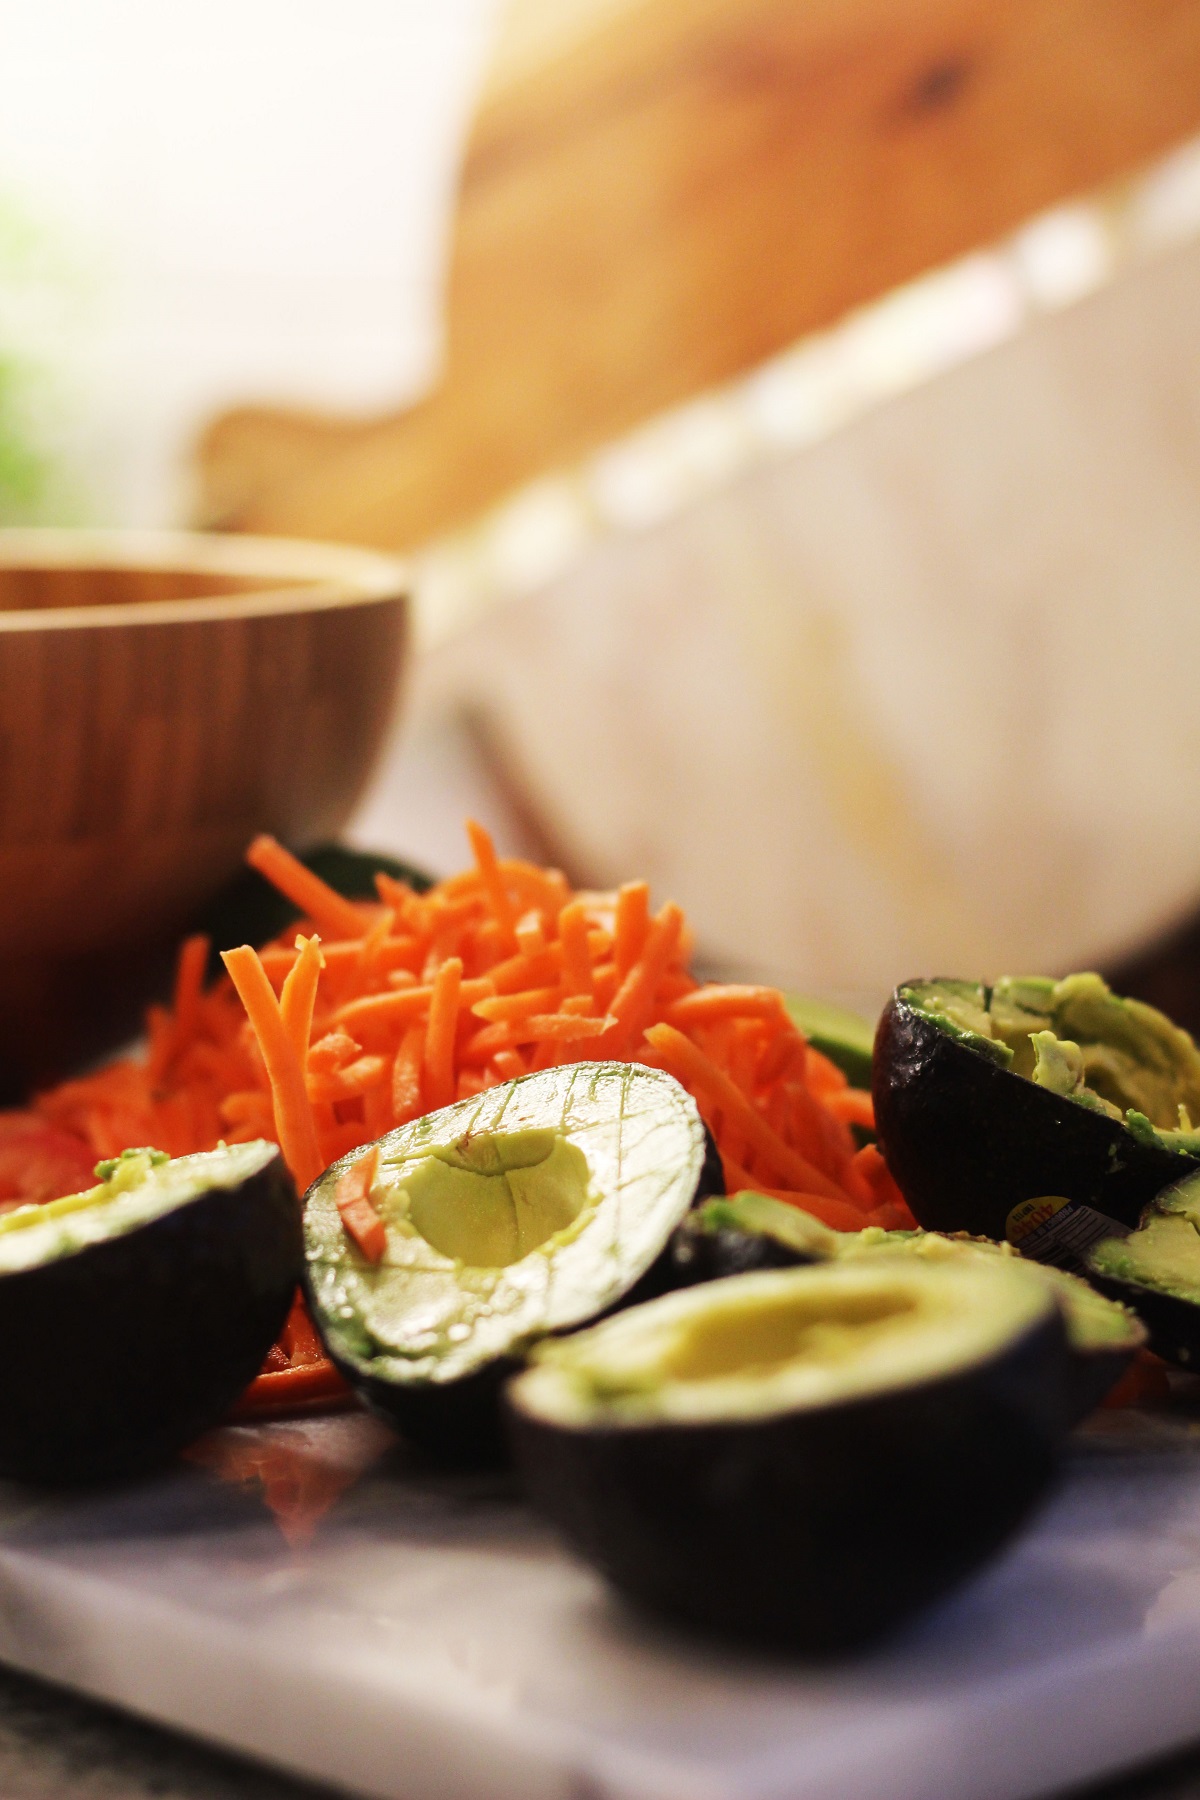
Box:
[302,1062,720,1463]
[1087,1169,1200,1368]
[669,1194,1142,1424]
[873,975,1200,1247]
[669,1191,837,1284]
[507,1257,1069,1650]
[0,1142,301,1484]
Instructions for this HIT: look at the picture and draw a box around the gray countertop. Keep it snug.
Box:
[0,1661,1192,1800]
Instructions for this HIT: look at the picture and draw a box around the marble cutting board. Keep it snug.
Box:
[0,1406,1198,1800]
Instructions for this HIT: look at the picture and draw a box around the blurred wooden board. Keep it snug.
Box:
[196,0,1200,550]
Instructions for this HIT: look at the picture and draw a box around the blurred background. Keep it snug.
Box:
[7,0,1200,1022]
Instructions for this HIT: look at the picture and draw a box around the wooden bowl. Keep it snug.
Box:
[0,529,408,1098]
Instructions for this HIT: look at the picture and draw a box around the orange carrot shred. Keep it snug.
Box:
[246,835,369,940]
[334,1145,386,1262]
[221,945,323,1193]
[171,934,210,1050]
[558,900,594,998]
[279,934,324,1071]
[601,901,684,1053]
[647,1023,851,1201]
[826,1088,875,1130]
[665,985,786,1027]
[424,956,462,1112]
[614,881,650,978]
[466,819,518,952]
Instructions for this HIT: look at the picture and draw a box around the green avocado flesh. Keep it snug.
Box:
[304,1062,708,1390]
[1091,1215,1200,1304]
[836,1227,1141,1354]
[906,973,1200,1149]
[399,1129,594,1268]
[692,1195,1138,1356]
[698,1193,840,1258]
[1089,1171,1200,1305]
[0,1143,275,1275]
[517,1258,1054,1427]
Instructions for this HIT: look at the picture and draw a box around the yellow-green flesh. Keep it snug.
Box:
[400,1129,593,1268]
[908,973,1200,1136]
[832,1228,1140,1350]
[517,1258,1054,1426]
[1092,1212,1200,1305]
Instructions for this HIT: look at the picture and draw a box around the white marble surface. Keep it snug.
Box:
[0,1407,1198,1800]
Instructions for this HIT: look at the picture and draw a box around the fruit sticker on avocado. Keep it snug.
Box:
[1006,1193,1129,1271]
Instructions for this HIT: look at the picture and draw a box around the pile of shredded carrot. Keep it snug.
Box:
[22,823,913,1412]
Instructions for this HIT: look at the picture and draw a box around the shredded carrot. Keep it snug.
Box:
[646,1023,853,1201]
[614,881,650,978]
[334,1146,386,1263]
[246,835,372,941]
[171,934,210,1052]
[466,818,518,952]
[391,1023,425,1123]
[424,956,462,1112]
[20,820,902,1417]
[279,935,325,1071]
[602,901,684,1054]
[826,1088,876,1131]
[558,900,594,998]
[221,946,323,1194]
[230,1360,353,1419]
[665,986,787,1027]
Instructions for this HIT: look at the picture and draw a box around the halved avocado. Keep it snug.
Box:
[873,975,1200,1248]
[507,1257,1069,1650]
[0,1142,300,1484]
[302,1062,720,1463]
[669,1191,838,1284]
[834,1230,1144,1424]
[670,1196,1142,1423]
[1087,1169,1200,1368]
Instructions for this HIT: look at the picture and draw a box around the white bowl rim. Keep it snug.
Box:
[0,529,408,633]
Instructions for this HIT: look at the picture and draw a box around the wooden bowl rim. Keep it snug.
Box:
[0,529,408,633]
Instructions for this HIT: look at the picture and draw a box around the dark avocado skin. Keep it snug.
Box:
[1065,1344,1138,1420]
[1084,1271,1199,1371]
[333,1355,516,1468]
[1082,1224,1200,1371]
[667,1215,812,1286]
[508,1309,1068,1651]
[0,1156,301,1485]
[308,1123,726,1468]
[873,988,1198,1241]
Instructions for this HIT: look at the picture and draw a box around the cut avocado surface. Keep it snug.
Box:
[508,1258,1068,1648]
[0,1141,301,1484]
[873,975,1200,1246]
[905,974,1200,1135]
[1087,1169,1200,1366]
[303,1061,719,1461]
[669,1191,838,1284]
[669,1194,1142,1421]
